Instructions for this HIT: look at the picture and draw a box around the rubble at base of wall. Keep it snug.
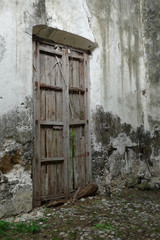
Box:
[0,166,32,219]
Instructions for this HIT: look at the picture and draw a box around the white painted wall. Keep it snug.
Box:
[0,0,157,130]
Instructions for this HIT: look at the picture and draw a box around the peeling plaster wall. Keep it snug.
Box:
[0,0,160,217]
[88,0,160,192]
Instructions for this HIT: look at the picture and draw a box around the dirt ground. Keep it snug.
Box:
[1,188,160,240]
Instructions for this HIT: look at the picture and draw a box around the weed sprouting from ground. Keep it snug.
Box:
[0,220,40,239]
[94,222,116,231]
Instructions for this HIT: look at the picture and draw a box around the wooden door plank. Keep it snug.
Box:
[41,165,46,197]
[59,164,64,193]
[56,92,63,122]
[79,126,86,187]
[79,59,84,88]
[41,157,64,163]
[57,129,63,157]
[56,57,62,87]
[69,120,86,126]
[62,48,70,198]
[40,90,46,121]
[40,83,62,91]
[69,52,84,60]
[69,59,73,88]
[69,128,73,191]
[46,128,52,196]
[72,60,78,88]
[46,90,56,121]
[73,127,85,189]
[69,87,85,93]
[49,54,56,86]
[73,127,79,189]
[41,193,65,201]
[84,53,91,184]
[40,127,46,159]
[33,41,41,207]
[40,53,48,84]
[40,120,63,126]
[39,44,63,56]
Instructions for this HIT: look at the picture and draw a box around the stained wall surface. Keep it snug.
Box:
[0,0,160,217]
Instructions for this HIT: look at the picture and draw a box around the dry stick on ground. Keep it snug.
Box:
[72,187,81,203]
[76,182,98,200]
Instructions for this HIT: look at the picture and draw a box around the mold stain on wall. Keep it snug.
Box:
[142,0,160,129]
[0,35,6,62]
[92,106,160,192]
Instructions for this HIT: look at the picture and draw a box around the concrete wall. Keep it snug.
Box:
[0,0,160,217]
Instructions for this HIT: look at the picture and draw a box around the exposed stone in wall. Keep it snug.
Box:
[0,97,33,218]
[92,106,160,192]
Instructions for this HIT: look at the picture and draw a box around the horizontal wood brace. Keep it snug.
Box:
[69,87,85,93]
[41,193,65,201]
[40,121,64,126]
[52,126,63,130]
[69,52,84,60]
[40,83,62,91]
[41,157,64,163]
[39,46,63,56]
[69,120,86,126]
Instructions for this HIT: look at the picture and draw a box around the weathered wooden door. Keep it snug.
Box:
[33,41,91,207]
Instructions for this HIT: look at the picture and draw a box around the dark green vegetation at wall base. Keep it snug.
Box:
[0,220,40,239]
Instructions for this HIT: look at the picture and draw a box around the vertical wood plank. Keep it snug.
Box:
[69,128,73,191]
[73,128,78,189]
[41,165,46,196]
[62,48,70,198]
[56,92,63,121]
[46,91,55,121]
[56,56,62,87]
[40,90,46,121]
[80,59,84,88]
[40,127,46,197]
[84,53,91,184]
[69,58,73,88]
[50,55,56,86]
[72,60,77,88]
[33,41,41,207]
[80,126,86,187]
